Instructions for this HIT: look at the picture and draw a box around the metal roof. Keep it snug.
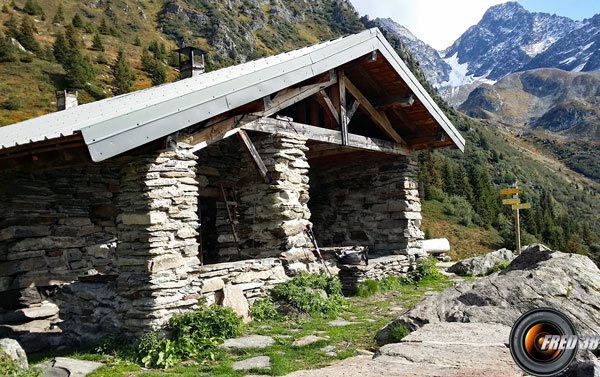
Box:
[0,28,465,162]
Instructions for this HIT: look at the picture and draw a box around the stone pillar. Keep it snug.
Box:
[116,144,205,335]
[237,133,312,266]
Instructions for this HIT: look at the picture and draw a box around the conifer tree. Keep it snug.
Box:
[52,32,69,64]
[10,0,18,10]
[0,32,16,62]
[5,14,19,39]
[141,49,154,73]
[112,51,134,95]
[23,0,42,16]
[99,18,109,35]
[2,4,9,13]
[18,16,41,54]
[582,222,596,246]
[64,46,94,88]
[52,4,65,24]
[134,35,141,46]
[72,13,83,28]
[151,62,167,86]
[91,33,104,51]
[440,160,455,196]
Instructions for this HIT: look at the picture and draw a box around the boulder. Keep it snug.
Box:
[377,244,600,345]
[447,247,514,276]
[218,284,251,323]
[0,338,28,369]
[292,335,326,347]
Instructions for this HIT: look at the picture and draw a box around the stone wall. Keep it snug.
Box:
[309,156,425,257]
[237,133,313,268]
[337,255,414,294]
[116,144,204,335]
[0,165,120,351]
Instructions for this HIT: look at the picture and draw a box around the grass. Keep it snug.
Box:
[29,274,453,376]
[421,199,504,261]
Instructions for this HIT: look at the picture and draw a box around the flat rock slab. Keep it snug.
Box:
[35,357,103,377]
[292,335,326,347]
[401,322,510,347]
[327,319,360,326]
[219,335,275,349]
[232,356,271,370]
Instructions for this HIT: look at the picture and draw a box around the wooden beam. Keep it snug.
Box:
[342,76,407,145]
[338,70,348,146]
[316,90,339,125]
[346,100,360,124]
[237,130,272,184]
[253,72,337,118]
[189,115,262,153]
[373,94,415,110]
[391,107,418,134]
[242,117,412,156]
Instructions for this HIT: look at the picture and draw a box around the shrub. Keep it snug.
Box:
[388,324,409,343]
[272,272,347,316]
[485,260,510,275]
[137,303,243,369]
[2,96,23,110]
[410,256,443,282]
[443,196,474,226]
[356,279,379,297]
[250,297,279,321]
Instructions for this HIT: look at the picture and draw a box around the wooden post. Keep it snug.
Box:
[338,69,348,146]
[515,207,521,254]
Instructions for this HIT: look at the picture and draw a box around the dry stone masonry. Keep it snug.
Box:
[0,133,427,350]
[116,143,203,335]
[309,156,425,256]
[237,133,313,270]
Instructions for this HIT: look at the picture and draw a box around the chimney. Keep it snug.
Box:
[174,47,205,79]
[56,90,78,111]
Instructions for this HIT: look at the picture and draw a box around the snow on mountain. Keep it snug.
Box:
[376,17,451,88]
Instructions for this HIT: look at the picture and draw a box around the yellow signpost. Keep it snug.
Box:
[500,183,530,254]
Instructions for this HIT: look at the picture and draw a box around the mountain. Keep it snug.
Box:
[522,14,600,72]
[376,17,450,88]
[443,2,578,84]
[459,68,600,140]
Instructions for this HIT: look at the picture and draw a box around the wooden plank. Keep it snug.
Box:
[373,94,415,110]
[500,188,519,195]
[512,203,531,210]
[189,115,259,153]
[316,90,340,125]
[253,72,337,118]
[502,198,520,205]
[242,117,412,156]
[338,70,348,146]
[237,130,272,184]
[342,76,407,145]
[391,107,418,134]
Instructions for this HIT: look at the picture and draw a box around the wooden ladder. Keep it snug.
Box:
[220,184,241,258]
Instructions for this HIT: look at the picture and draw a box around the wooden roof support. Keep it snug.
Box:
[254,70,337,118]
[373,94,415,110]
[237,130,272,184]
[342,75,407,145]
[316,90,340,126]
[338,70,348,145]
[242,117,412,156]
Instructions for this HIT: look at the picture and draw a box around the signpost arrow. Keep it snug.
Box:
[500,188,519,195]
[502,198,520,205]
[512,203,531,210]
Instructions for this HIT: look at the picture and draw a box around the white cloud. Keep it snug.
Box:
[351,0,508,50]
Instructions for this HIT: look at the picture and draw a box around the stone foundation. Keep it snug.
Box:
[337,255,415,294]
[309,156,425,257]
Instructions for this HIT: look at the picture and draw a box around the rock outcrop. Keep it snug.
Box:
[0,338,28,369]
[377,244,600,345]
[446,248,514,276]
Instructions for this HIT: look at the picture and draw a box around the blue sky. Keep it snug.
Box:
[350,1,600,51]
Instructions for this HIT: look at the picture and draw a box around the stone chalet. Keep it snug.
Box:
[0,28,465,351]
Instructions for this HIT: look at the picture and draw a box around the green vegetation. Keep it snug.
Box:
[250,297,279,321]
[357,257,445,297]
[485,260,510,275]
[272,272,348,316]
[388,324,409,343]
[30,271,453,377]
[0,350,39,377]
[111,51,134,95]
[91,33,104,51]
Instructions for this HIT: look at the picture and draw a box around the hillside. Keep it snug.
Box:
[0,0,599,262]
[459,68,600,140]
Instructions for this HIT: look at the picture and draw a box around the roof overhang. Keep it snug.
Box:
[0,28,464,164]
